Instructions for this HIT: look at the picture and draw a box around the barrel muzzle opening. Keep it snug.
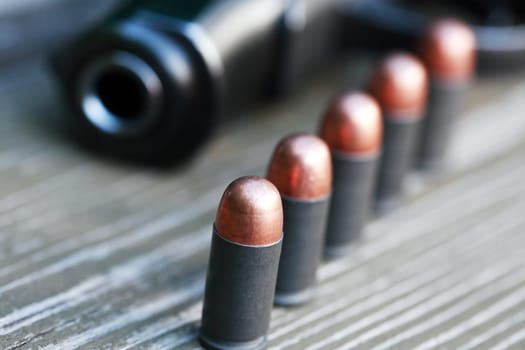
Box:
[78,51,163,137]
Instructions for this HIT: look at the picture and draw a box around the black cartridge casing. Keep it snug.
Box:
[416,80,467,171]
[324,152,379,258]
[275,195,329,306]
[375,115,421,213]
[200,229,282,350]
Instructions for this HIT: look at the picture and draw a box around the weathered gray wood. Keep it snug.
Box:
[0,0,126,65]
[0,58,525,349]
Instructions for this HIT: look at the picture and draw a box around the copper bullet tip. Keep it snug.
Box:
[370,52,428,117]
[421,18,476,82]
[215,176,283,246]
[267,133,332,200]
[320,92,383,156]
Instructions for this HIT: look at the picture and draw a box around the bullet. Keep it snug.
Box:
[267,133,332,306]
[200,176,283,350]
[416,19,476,171]
[320,92,383,258]
[370,53,428,213]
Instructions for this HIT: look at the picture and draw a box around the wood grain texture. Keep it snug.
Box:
[0,57,525,349]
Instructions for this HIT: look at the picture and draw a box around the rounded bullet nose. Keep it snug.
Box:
[215,176,283,246]
[421,19,476,82]
[267,133,332,200]
[320,92,383,156]
[370,52,428,117]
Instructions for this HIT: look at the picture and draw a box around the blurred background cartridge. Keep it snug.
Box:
[416,18,476,171]
[370,53,428,213]
[340,0,525,72]
[267,133,332,306]
[320,93,382,258]
[52,0,341,164]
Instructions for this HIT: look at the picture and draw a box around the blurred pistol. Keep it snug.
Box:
[52,0,340,164]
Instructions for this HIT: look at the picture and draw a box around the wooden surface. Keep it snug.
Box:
[1,57,525,349]
[0,0,124,65]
